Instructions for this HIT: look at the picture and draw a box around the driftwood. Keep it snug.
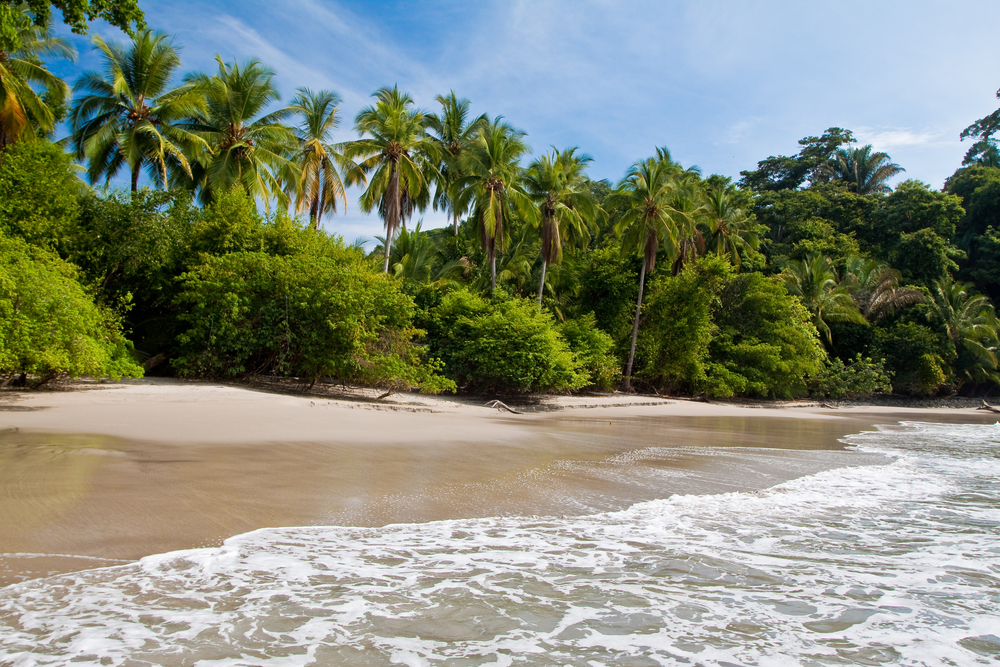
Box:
[977,400,1000,413]
[485,400,522,414]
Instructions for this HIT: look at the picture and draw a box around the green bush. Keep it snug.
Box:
[704,271,827,398]
[174,250,453,393]
[0,140,81,252]
[0,234,142,384]
[558,313,621,391]
[810,354,893,399]
[425,289,586,392]
[872,322,948,395]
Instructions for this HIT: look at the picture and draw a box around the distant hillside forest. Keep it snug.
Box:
[4,3,1000,398]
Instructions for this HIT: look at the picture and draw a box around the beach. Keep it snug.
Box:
[1,379,994,588]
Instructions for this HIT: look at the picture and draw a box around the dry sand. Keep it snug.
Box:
[1,378,994,587]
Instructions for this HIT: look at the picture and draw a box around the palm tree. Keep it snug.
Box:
[781,254,865,343]
[927,277,1000,387]
[825,144,905,195]
[704,183,761,268]
[0,4,75,149]
[179,56,296,209]
[842,257,924,320]
[286,88,363,230]
[524,147,599,304]
[427,91,487,235]
[69,30,206,192]
[454,116,533,292]
[345,85,438,273]
[608,150,693,390]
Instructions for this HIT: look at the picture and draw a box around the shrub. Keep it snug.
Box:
[872,322,948,395]
[174,250,453,393]
[425,289,586,392]
[0,140,81,252]
[0,234,142,385]
[558,313,621,391]
[810,354,893,399]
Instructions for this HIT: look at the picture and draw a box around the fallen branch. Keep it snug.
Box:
[485,400,522,414]
[977,400,1000,413]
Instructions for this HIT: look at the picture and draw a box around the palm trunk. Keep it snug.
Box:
[490,246,497,294]
[537,259,547,305]
[453,210,459,236]
[309,195,320,231]
[383,238,392,273]
[623,260,647,392]
[131,164,140,193]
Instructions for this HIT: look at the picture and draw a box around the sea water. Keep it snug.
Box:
[0,421,997,666]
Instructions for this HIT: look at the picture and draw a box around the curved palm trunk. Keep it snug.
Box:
[384,161,401,273]
[537,259,547,305]
[453,210,459,236]
[623,260,647,392]
[131,164,140,193]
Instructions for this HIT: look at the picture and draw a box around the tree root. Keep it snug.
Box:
[485,400,522,414]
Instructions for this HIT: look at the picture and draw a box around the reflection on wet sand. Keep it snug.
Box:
[0,413,926,586]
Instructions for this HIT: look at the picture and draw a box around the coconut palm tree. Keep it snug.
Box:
[703,183,761,268]
[427,91,487,235]
[523,147,599,304]
[842,257,924,321]
[285,88,363,230]
[0,3,75,149]
[454,116,534,293]
[927,276,1000,387]
[608,150,693,390]
[69,30,206,192]
[179,56,296,209]
[825,144,905,195]
[345,85,438,273]
[781,254,865,344]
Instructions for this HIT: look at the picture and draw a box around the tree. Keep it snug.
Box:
[960,86,1000,165]
[180,56,296,209]
[842,256,924,321]
[703,181,761,268]
[346,85,438,273]
[454,116,532,292]
[781,253,865,344]
[70,30,207,192]
[738,127,855,192]
[608,149,694,390]
[523,146,599,304]
[426,91,486,235]
[0,138,79,249]
[824,144,904,195]
[1,1,143,55]
[926,276,1000,388]
[286,88,362,230]
[0,3,74,148]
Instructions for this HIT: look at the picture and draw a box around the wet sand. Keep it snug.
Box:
[1,379,994,587]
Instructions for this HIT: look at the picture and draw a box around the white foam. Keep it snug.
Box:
[2,422,998,666]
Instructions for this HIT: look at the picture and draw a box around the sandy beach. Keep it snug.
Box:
[1,379,994,587]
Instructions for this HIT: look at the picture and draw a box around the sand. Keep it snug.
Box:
[1,378,994,587]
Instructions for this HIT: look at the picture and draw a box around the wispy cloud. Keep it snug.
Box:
[854,127,945,150]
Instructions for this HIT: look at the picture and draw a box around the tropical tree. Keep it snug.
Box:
[926,276,1000,387]
[703,182,760,268]
[454,116,533,292]
[179,56,296,209]
[0,3,74,149]
[345,85,438,273]
[69,30,207,192]
[427,91,487,235]
[286,87,362,230]
[608,149,693,390]
[824,144,905,195]
[523,146,599,304]
[781,254,865,344]
[842,256,923,321]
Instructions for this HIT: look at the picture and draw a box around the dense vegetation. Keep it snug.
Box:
[3,3,1000,398]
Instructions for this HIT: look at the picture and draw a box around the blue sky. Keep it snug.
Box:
[50,0,1000,242]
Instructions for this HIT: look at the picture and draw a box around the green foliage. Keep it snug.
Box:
[0,232,142,383]
[0,139,80,250]
[636,256,729,393]
[576,246,638,353]
[810,354,892,399]
[893,228,962,287]
[738,128,855,192]
[705,271,826,398]
[558,313,620,391]
[424,289,586,392]
[872,322,948,395]
[174,250,453,392]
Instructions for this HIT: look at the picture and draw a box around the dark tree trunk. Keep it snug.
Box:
[623,260,647,392]
[131,164,140,193]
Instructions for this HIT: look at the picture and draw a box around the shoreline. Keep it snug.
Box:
[2,378,995,588]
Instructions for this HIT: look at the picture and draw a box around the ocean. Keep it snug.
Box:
[1,421,998,666]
